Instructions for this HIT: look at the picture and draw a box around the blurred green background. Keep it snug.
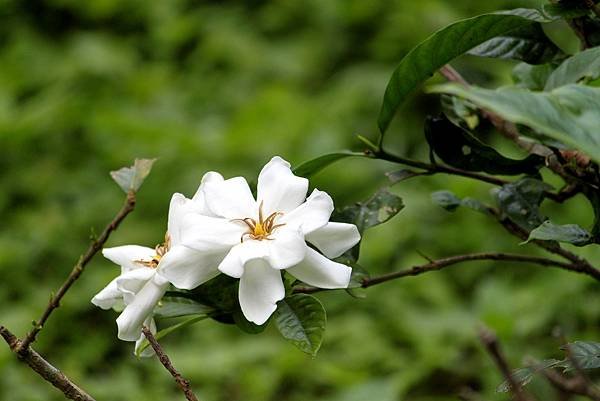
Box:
[1,0,599,400]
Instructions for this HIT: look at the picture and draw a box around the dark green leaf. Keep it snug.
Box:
[135,315,208,357]
[441,94,480,129]
[110,158,156,193]
[188,275,240,324]
[378,8,550,135]
[545,47,600,90]
[512,62,557,90]
[335,189,404,234]
[542,3,590,19]
[429,84,600,163]
[425,115,543,175]
[468,23,563,64]
[232,310,269,334]
[497,359,565,392]
[525,220,592,246]
[494,178,552,231]
[563,341,600,370]
[154,296,214,319]
[274,294,326,357]
[293,152,365,178]
[431,190,462,211]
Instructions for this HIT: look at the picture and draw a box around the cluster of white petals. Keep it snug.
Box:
[92,156,360,352]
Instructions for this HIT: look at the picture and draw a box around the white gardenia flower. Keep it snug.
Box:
[165,156,361,325]
[92,184,222,347]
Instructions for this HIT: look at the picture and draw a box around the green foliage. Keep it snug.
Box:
[274,294,326,357]
[292,152,365,178]
[512,62,557,90]
[430,83,600,163]
[565,341,600,369]
[545,46,600,90]
[494,178,551,231]
[135,315,208,357]
[431,190,489,213]
[154,296,214,319]
[377,8,549,135]
[335,188,404,235]
[525,220,592,246]
[497,359,565,392]
[425,115,543,175]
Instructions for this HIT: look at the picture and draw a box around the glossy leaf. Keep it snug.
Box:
[293,151,365,178]
[154,296,214,319]
[525,220,592,246]
[425,115,543,175]
[135,315,208,357]
[563,341,600,370]
[542,3,590,19]
[274,294,326,357]
[429,84,600,163]
[110,158,156,193]
[468,23,563,64]
[335,188,404,234]
[494,178,552,231]
[545,46,600,90]
[378,8,550,134]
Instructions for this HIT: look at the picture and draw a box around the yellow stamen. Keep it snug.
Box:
[231,201,285,242]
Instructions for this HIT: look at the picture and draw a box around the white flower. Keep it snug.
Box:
[92,185,222,348]
[165,156,361,325]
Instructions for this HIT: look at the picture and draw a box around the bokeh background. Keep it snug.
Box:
[1,0,599,400]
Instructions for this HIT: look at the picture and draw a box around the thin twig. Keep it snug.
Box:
[543,369,600,401]
[142,326,199,401]
[0,326,96,401]
[294,252,590,294]
[479,326,535,401]
[18,191,136,353]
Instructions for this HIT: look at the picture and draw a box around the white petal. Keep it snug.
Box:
[305,222,361,258]
[238,259,285,325]
[115,268,156,304]
[102,245,156,273]
[116,275,169,341]
[202,176,257,219]
[191,172,224,217]
[181,214,245,252]
[281,189,334,235]
[268,227,307,269]
[218,241,268,278]
[167,193,192,246]
[287,247,352,289]
[158,244,222,290]
[134,317,156,358]
[91,277,122,310]
[257,156,308,214]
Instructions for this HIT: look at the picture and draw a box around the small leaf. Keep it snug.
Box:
[468,23,564,64]
[441,94,480,129]
[545,46,600,90]
[293,152,365,178]
[494,178,552,231]
[428,83,600,164]
[525,220,592,246]
[274,294,326,357]
[154,296,214,319]
[431,190,462,211]
[497,359,564,392]
[425,115,543,175]
[512,62,557,90]
[110,158,156,193]
[135,315,208,357]
[378,8,551,135]
[386,169,426,184]
[562,341,600,370]
[335,189,404,234]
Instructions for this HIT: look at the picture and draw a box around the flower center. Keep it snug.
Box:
[232,201,285,242]
[135,233,171,268]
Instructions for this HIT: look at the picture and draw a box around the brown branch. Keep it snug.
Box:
[479,326,535,401]
[18,191,136,353]
[543,369,600,401]
[0,326,96,401]
[294,252,588,294]
[142,326,199,401]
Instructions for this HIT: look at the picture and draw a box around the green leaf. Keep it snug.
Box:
[441,94,480,129]
[545,46,600,90]
[154,296,214,319]
[430,190,490,214]
[335,189,404,234]
[377,8,550,135]
[425,115,543,175]
[563,341,600,370]
[525,220,592,246]
[512,62,557,90]
[542,3,590,19]
[292,152,365,178]
[494,178,552,231]
[468,23,563,64]
[429,83,600,163]
[274,294,326,357]
[135,315,208,357]
[232,310,269,334]
[497,359,565,393]
[110,158,156,194]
